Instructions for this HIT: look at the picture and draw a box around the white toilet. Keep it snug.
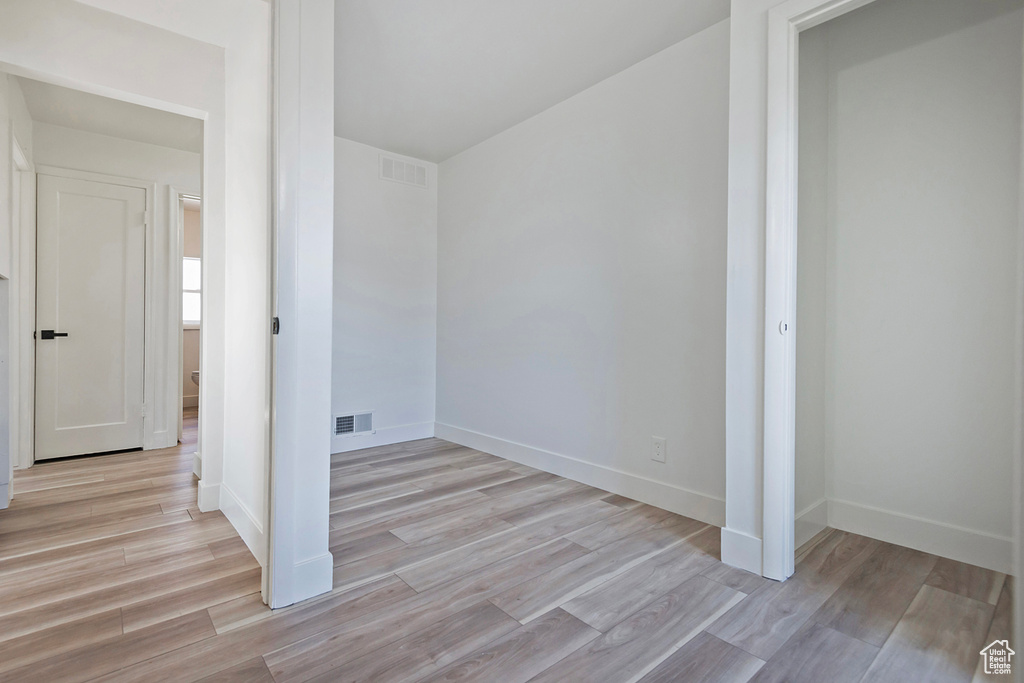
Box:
[191,370,200,386]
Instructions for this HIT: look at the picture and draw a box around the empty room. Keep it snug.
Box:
[0,0,1021,682]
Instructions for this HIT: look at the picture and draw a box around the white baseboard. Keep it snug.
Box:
[293,552,335,601]
[271,552,334,609]
[331,421,435,454]
[220,483,267,567]
[828,499,1013,575]
[192,452,202,478]
[795,498,828,551]
[182,395,199,409]
[434,422,725,527]
[197,479,220,512]
[720,527,763,575]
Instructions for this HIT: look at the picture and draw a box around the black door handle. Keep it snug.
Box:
[40,330,68,340]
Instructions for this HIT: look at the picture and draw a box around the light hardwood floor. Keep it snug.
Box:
[2,431,1013,682]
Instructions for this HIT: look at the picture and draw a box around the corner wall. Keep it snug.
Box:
[332,137,437,453]
[435,20,731,526]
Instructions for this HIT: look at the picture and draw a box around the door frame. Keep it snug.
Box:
[10,135,32,473]
[267,0,336,608]
[762,0,878,582]
[32,165,170,456]
[169,187,202,478]
[761,0,1024,588]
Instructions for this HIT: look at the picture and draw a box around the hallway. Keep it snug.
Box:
[0,410,262,680]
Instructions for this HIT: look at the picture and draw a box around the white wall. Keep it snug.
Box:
[794,0,1022,573]
[33,122,199,189]
[217,1,272,575]
[0,75,33,277]
[333,137,437,452]
[435,20,730,526]
[0,74,34,506]
[722,0,779,576]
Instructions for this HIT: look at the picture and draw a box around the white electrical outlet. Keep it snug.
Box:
[651,436,667,463]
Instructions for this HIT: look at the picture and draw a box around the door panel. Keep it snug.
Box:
[35,175,146,460]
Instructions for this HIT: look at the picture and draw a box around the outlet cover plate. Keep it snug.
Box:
[651,436,667,463]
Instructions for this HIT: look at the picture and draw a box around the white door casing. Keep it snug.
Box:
[35,174,146,460]
[269,0,336,608]
[761,0,882,582]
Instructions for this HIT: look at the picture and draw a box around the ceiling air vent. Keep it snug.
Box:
[334,412,373,436]
[380,154,428,189]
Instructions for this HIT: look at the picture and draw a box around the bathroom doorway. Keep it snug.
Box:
[177,193,202,474]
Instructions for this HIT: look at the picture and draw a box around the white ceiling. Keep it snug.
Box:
[335,0,729,163]
[17,77,203,154]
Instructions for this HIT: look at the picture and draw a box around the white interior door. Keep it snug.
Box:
[35,174,146,460]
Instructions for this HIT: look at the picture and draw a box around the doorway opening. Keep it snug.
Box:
[763,0,1024,582]
[178,193,202,476]
[1,73,207,488]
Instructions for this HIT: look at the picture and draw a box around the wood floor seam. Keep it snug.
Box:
[528,537,698,624]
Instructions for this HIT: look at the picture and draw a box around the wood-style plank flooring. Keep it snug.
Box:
[3,432,1013,682]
